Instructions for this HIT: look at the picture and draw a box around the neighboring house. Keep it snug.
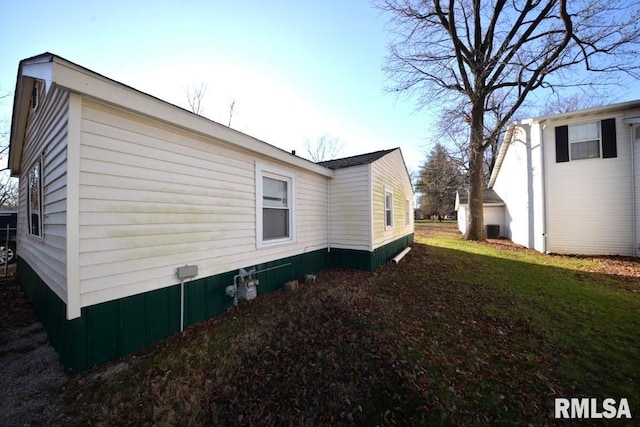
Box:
[455,188,506,237]
[488,100,640,256]
[8,53,414,371]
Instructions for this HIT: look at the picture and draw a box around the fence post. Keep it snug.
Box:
[3,224,9,277]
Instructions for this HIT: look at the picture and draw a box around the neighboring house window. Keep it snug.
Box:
[405,199,410,226]
[569,121,600,160]
[555,118,617,162]
[256,163,295,247]
[28,159,43,237]
[385,188,393,229]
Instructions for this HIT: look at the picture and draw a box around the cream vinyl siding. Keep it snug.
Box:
[545,113,634,255]
[371,149,414,249]
[78,99,327,308]
[328,164,371,251]
[18,86,69,303]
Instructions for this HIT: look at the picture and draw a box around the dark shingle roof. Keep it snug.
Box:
[318,148,397,169]
[457,188,504,205]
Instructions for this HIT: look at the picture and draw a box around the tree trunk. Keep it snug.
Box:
[464,100,486,241]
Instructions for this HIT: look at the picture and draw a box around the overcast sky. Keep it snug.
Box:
[1,1,638,174]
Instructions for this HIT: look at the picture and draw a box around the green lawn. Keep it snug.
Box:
[60,221,639,425]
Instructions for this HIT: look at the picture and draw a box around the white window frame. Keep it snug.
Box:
[384,187,394,230]
[27,156,43,238]
[569,121,601,161]
[256,162,296,248]
[405,198,411,226]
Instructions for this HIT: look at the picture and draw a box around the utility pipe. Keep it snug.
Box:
[391,246,411,264]
[180,279,185,332]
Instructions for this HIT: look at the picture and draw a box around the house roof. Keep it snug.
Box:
[488,99,640,188]
[456,188,504,206]
[532,99,640,123]
[9,53,336,177]
[317,148,397,169]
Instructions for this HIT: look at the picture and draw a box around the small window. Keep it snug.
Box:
[256,163,295,247]
[385,189,393,229]
[262,176,289,240]
[28,159,42,237]
[569,121,600,160]
[405,199,410,226]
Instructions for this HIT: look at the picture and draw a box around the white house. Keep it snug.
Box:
[488,100,640,256]
[455,188,506,238]
[8,53,414,371]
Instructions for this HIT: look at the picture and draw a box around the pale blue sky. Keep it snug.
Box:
[1,1,639,174]
[0,0,432,172]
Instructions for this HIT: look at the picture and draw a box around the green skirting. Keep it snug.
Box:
[17,234,412,371]
[329,233,414,271]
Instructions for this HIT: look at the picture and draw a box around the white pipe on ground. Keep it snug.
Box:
[392,247,411,264]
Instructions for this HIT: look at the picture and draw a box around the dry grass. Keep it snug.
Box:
[58,222,639,425]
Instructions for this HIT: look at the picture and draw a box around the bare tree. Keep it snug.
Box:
[541,91,608,116]
[0,87,17,209]
[378,0,640,240]
[433,91,530,188]
[0,89,10,158]
[227,98,236,127]
[185,81,207,115]
[304,134,345,162]
[0,173,18,209]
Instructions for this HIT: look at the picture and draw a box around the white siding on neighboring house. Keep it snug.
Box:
[454,199,505,238]
[635,125,640,255]
[492,123,544,250]
[18,86,69,303]
[77,99,328,308]
[456,204,467,235]
[371,149,414,249]
[328,164,371,251]
[544,112,635,255]
[484,206,505,236]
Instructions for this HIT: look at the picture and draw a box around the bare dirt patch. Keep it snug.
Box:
[0,274,67,426]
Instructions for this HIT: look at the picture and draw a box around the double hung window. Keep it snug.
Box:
[257,163,295,247]
[28,159,42,237]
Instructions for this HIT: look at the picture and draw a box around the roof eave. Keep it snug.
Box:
[25,54,335,178]
[8,64,41,176]
[532,99,640,122]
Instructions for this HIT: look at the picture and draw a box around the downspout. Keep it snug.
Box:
[630,124,637,257]
[327,176,331,254]
[540,120,549,254]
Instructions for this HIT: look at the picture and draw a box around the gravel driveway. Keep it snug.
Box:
[0,273,67,426]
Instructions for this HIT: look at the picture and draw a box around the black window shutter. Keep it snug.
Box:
[555,125,569,162]
[601,118,617,158]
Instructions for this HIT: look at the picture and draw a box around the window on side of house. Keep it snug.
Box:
[405,199,410,226]
[556,118,617,163]
[28,158,43,237]
[384,188,393,229]
[256,164,295,247]
[569,121,600,160]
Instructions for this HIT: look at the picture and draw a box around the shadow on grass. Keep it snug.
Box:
[404,232,639,423]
